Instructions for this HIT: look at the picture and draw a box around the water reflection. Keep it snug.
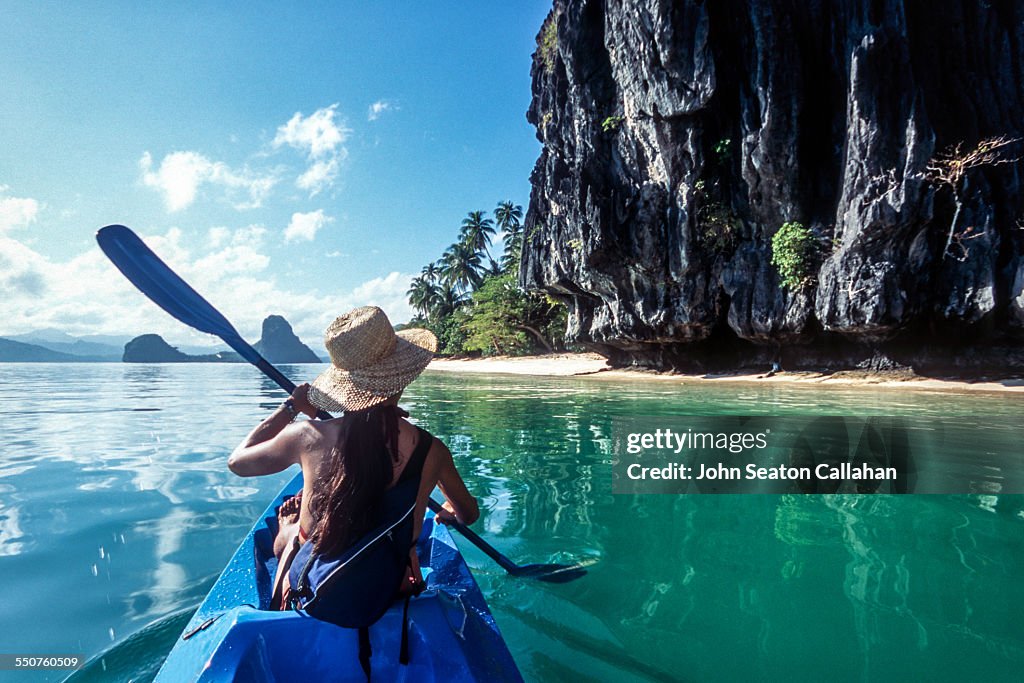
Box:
[0,500,25,557]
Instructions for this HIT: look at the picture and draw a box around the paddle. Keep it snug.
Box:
[96,224,587,584]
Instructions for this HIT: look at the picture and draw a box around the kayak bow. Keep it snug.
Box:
[156,473,523,682]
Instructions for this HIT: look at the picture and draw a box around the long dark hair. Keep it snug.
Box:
[309,404,406,556]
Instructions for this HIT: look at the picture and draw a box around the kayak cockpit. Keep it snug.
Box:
[156,474,522,682]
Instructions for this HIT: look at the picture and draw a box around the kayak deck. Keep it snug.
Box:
[156,473,523,682]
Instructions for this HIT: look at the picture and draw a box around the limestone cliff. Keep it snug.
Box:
[523,0,1024,374]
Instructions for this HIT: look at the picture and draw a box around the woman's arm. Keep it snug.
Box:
[432,440,480,525]
[227,383,318,477]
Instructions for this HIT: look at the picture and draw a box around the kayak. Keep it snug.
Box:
[156,473,523,682]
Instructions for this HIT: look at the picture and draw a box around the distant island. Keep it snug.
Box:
[123,314,322,363]
[122,334,241,362]
[1,314,325,363]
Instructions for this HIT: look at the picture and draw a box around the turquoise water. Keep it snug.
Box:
[1,363,1022,682]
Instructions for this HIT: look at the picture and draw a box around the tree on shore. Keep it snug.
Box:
[460,210,497,261]
[495,201,524,272]
[441,241,484,292]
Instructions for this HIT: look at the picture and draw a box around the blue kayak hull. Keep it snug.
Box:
[156,473,522,682]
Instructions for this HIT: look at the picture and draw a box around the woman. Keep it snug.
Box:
[227,306,479,609]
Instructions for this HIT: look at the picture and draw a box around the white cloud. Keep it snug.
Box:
[0,191,41,234]
[367,100,395,121]
[139,151,276,212]
[232,224,268,247]
[284,210,332,244]
[296,157,341,196]
[0,236,48,298]
[273,104,349,158]
[348,272,414,320]
[207,226,231,248]
[273,105,350,196]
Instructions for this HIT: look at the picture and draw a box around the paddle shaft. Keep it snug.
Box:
[426,499,519,573]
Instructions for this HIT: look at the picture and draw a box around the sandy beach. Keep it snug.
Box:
[427,353,1024,394]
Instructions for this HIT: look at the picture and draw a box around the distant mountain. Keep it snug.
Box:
[6,329,80,345]
[16,339,122,360]
[253,315,322,363]
[78,333,133,347]
[0,338,112,362]
[6,330,128,359]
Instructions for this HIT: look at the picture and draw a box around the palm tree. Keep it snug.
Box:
[460,210,496,261]
[484,257,503,278]
[501,230,524,273]
[432,281,467,319]
[407,276,439,317]
[420,261,442,284]
[494,201,523,234]
[495,201,524,272]
[441,241,484,293]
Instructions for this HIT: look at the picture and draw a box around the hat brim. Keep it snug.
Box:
[308,328,437,412]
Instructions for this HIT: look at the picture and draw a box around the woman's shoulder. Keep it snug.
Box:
[396,418,446,456]
[295,416,341,449]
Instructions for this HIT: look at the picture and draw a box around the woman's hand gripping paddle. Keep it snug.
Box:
[96,224,587,583]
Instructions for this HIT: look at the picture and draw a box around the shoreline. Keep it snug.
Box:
[426,353,1024,394]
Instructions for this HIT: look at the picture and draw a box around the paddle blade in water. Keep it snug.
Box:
[514,562,588,583]
[96,224,261,365]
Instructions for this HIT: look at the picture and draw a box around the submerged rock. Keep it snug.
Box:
[523,0,1024,375]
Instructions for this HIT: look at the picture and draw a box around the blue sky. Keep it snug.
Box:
[0,1,551,345]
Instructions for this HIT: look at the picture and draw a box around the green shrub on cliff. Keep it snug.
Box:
[539,17,558,73]
[771,221,818,290]
[601,115,624,133]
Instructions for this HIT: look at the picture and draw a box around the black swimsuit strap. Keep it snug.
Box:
[397,426,433,484]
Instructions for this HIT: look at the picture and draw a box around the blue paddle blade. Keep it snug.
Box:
[96,224,263,366]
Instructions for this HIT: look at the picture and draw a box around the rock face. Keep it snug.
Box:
[123,334,193,362]
[253,315,322,364]
[523,0,1024,374]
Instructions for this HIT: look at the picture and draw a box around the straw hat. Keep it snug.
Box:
[308,306,437,412]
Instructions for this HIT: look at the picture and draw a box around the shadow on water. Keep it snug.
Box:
[63,606,196,683]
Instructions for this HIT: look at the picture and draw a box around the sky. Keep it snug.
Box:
[0,1,552,347]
